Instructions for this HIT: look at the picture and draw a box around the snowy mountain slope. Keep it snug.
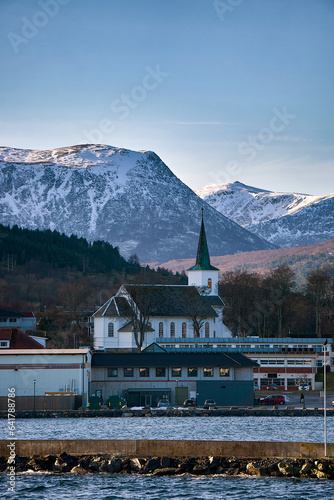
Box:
[0,145,275,263]
[196,181,334,247]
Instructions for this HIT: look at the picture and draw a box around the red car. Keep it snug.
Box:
[261,395,285,405]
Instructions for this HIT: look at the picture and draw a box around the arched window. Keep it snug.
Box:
[205,322,210,338]
[108,322,114,337]
[208,278,212,289]
[159,322,163,338]
[170,322,175,338]
[182,322,187,338]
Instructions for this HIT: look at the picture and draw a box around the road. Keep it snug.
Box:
[255,390,334,408]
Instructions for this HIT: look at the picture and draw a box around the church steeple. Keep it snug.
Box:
[187,209,219,272]
[187,210,219,295]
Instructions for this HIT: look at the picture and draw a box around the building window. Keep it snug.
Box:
[171,368,181,377]
[203,368,213,377]
[108,322,114,337]
[182,322,187,338]
[107,367,117,377]
[170,322,175,338]
[205,322,209,338]
[124,368,133,377]
[208,278,212,289]
[159,322,163,338]
[0,341,9,348]
[220,368,229,377]
[9,318,17,323]
[156,367,166,377]
[140,367,149,377]
[188,367,198,377]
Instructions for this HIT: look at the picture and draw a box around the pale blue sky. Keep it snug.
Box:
[1,0,333,195]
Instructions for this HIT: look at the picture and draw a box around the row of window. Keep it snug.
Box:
[0,318,17,323]
[108,322,212,338]
[107,367,230,378]
[257,378,311,387]
[253,359,312,366]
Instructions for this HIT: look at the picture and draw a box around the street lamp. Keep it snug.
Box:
[323,340,328,457]
[176,379,179,406]
[33,379,36,412]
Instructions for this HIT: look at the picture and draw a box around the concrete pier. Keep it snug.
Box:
[0,439,333,459]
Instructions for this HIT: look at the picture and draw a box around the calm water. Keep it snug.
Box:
[1,415,333,442]
[2,473,334,500]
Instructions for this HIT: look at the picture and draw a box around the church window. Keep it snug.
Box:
[182,322,187,338]
[170,322,175,338]
[108,322,114,337]
[208,278,212,289]
[205,322,210,338]
[159,322,163,338]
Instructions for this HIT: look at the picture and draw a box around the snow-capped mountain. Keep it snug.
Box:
[196,181,334,248]
[0,145,275,263]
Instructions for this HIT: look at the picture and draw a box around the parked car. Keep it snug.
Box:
[260,395,285,405]
[157,399,170,408]
[183,399,196,407]
[298,385,310,391]
[203,399,217,409]
[266,385,278,391]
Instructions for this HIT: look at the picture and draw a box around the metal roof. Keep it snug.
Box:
[92,351,258,368]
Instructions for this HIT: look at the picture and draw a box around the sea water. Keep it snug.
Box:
[1,416,333,499]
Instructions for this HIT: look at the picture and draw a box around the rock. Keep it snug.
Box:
[105,457,122,473]
[71,465,89,474]
[129,458,144,472]
[278,461,301,477]
[300,461,313,474]
[311,468,329,479]
[246,462,267,476]
[160,457,172,468]
[144,457,161,472]
[152,468,179,476]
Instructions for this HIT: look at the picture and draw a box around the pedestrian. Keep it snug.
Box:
[300,392,305,407]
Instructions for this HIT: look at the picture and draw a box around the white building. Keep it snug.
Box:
[93,216,232,350]
[0,349,92,409]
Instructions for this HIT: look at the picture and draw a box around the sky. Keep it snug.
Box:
[0,0,333,195]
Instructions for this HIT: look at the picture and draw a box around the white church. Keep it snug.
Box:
[93,215,232,350]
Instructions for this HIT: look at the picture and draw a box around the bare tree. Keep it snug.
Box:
[306,269,332,337]
[123,285,156,351]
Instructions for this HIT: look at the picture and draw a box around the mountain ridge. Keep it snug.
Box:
[196,181,334,247]
[0,144,274,263]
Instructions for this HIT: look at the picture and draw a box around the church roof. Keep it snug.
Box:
[94,285,218,319]
[187,215,219,272]
[93,296,133,318]
[123,284,218,318]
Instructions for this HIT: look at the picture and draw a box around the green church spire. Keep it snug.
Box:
[187,210,219,271]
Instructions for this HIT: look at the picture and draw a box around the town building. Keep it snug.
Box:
[155,336,333,391]
[0,309,36,333]
[93,214,232,350]
[0,349,91,410]
[90,344,257,407]
[0,328,45,349]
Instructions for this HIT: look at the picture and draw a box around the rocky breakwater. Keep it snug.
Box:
[1,453,334,479]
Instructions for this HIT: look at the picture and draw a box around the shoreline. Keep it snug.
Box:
[1,453,334,480]
[1,407,334,418]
